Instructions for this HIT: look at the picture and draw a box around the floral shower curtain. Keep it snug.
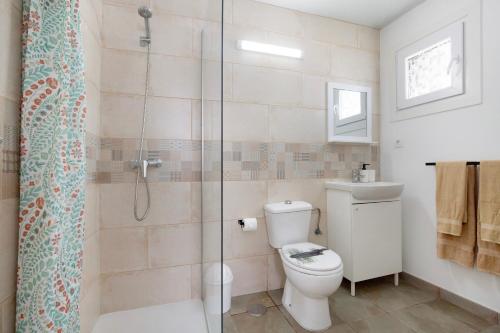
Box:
[16,0,87,332]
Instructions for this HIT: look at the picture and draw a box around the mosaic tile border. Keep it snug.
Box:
[0,130,378,186]
[96,138,378,183]
[3,124,19,174]
[86,131,100,182]
[2,124,20,199]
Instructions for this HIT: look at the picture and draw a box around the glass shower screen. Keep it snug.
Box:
[201,1,224,331]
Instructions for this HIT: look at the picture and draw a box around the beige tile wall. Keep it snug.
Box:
[223,0,380,297]
[80,0,103,332]
[99,0,223,313]
[99,0,379,313]
[0,0,21,331]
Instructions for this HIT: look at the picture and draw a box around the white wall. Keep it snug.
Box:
[380,0,500,312]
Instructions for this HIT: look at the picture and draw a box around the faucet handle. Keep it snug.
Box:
[142,160,149,178]
[131,158,163,179]
[352,169,360,183]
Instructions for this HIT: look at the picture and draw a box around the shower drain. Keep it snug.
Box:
[247,303,267,317]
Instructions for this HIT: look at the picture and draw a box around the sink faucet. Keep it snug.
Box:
[352,163,363,183]
[352,163,370,183]
[352,168,360,183]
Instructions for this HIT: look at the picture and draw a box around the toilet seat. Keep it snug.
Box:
[281,242,342,276]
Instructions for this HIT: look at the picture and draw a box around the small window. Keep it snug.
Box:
[327,82,372,144]
[396,21,464,110]
[336,89,366,125]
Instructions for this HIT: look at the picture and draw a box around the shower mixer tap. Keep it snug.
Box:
[131,158,162,178]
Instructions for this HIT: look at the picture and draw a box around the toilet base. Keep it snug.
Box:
[281,280,331,332]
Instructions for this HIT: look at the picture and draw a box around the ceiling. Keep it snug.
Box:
[254,0,425,28]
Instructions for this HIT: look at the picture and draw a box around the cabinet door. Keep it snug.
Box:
[352,201,402,282]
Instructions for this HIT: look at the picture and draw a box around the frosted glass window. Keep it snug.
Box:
[338,90,362,120]
[396,21,464,110]
[406,38,452,99]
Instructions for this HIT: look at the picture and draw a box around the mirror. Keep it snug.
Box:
[327,82,372,143]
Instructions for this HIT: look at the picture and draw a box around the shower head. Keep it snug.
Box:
[138,6,152,19]
[138,6,152,46]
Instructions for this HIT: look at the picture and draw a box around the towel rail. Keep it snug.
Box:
[425,162,480,166]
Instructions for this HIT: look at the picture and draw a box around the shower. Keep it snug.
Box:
[89,1,225,331]
[132,5,162,221]
[138,6,152,46]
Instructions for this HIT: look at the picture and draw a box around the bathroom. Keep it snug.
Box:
[1,0,500,332]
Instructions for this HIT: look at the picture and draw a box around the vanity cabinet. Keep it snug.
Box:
[326,182,403,296]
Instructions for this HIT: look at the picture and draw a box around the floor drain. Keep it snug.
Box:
[247,303,267,317]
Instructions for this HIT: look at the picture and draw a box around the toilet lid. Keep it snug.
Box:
[282,242,342,272]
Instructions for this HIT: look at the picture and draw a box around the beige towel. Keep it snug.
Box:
[478,161,500,244]
[436,161,468,236]
[477,205,500,276]
[437,166,476,267]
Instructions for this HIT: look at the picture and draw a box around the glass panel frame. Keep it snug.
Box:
[201,0,224,331]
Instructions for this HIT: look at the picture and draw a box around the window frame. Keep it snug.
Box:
[327,82,372,144]
[334,89,367,126]
[396,20,465,110]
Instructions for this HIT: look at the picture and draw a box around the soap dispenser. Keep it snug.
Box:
[359,163,371,183]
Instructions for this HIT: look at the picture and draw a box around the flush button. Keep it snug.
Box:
[284,200,292,205]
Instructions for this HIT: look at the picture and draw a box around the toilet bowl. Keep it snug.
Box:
[280,242,343,331]
[264,201,344,332]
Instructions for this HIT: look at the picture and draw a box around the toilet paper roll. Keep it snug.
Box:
[241,218,258,232]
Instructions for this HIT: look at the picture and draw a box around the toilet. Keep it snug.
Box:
[265,201,343,332]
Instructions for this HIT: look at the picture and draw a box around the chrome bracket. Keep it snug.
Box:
[140,36,151,47]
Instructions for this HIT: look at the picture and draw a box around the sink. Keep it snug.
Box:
[325,181,404,201]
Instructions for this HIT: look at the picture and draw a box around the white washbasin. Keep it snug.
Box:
[325,181,404,201]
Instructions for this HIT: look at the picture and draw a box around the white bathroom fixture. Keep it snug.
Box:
[237,40,303,59]
[325,181,404,296]
[326,181,405,201]
[204,263,233,315]
[265,201,343,331]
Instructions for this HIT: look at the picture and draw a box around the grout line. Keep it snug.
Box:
[0,94,20,104]
[402,272,500,322]
[0,293,15,306]
[274,304,300,332]
[100,44,379,83]
[266,290,280,308]
[380,311,418,333]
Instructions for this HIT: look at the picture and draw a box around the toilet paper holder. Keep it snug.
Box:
[238,218,257,230]
[237,218,258,232]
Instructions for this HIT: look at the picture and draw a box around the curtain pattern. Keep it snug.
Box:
[16,0,87,331]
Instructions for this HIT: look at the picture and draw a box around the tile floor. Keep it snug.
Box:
[225,277,500,333]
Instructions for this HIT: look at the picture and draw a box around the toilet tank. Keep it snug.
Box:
[264,201,313,248]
